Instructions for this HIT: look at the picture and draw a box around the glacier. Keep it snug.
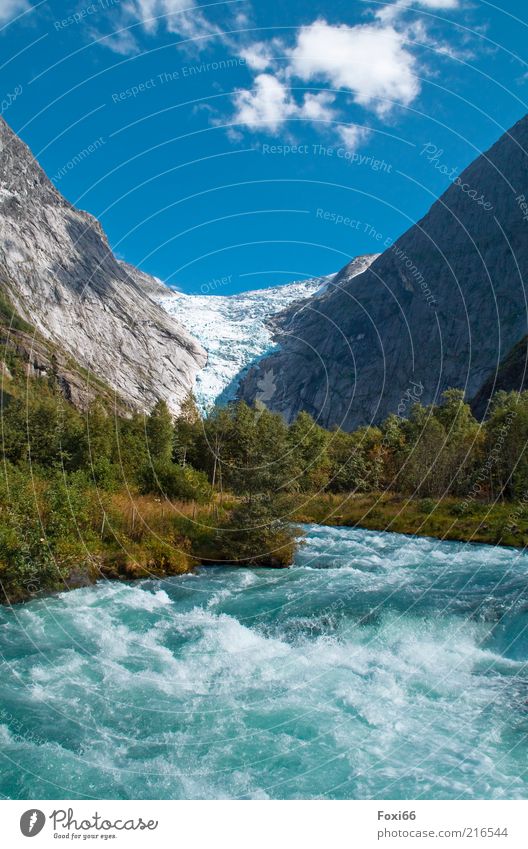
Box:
[155,275,333,410]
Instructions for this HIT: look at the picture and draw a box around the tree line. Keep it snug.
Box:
[2,374,528,599]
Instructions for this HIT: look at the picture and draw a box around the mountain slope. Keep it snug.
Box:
[471,335,528,418]
[156,274,338,409]
[238,115,528,429]
[0,118,206,413]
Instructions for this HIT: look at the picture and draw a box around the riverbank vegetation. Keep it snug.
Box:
[2,345,528,603]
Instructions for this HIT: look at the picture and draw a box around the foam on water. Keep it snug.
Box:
[0,525,527,799]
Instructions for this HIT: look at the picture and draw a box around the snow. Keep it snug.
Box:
[156,276,333,410]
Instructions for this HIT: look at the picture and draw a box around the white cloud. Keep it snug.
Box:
[95,28,139,54]
[94,0,223,56]
[240,40,276,71]
[231,79,370,151]
[227,0,466,149]
[132,0,220,40]
[289,19,419,117]
[337,125,371,150]
[299,91,337,122]
[0,0,30,23]
[232,78,343,136]
[376,0,459,24]
[232,73,297,132]
[414,0,459,7]
[231,17,423,137]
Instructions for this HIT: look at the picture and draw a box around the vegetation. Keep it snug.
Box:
[2,328,528,606]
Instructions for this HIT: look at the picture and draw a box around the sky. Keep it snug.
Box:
[0,0,527,294]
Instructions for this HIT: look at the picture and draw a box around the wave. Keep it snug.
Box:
[0,525,527,799]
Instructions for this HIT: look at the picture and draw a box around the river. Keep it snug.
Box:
[0,524,527,799]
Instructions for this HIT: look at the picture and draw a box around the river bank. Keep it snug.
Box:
[294,492,528,549]
[3,489,527,605]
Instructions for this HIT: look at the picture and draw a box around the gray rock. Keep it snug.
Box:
[0,118,206,413]
[239,115,528,429]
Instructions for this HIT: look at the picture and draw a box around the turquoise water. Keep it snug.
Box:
[0,524,527,800]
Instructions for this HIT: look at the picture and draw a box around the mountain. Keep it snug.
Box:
[0,118,206,413]
[238,115,528,429]
[156,274,337,409]
[471,335,528,418]
[156,258,378,409]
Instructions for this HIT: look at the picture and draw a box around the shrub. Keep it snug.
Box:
[140,460,212,503]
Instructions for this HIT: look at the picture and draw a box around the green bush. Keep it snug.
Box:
[140,460,212,503]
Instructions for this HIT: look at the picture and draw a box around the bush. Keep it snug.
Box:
[217,498,300,567]
[139,460,212,503]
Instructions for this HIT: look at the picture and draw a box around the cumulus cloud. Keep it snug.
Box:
[229,0,466,148]
[289,19,419,117]
[232,73,297,132]
[240,40,277,71]
[231,16,422,144]
[413,0,459,7]
[0,0,30,23]
[94,0,222,53]
[231,77,369,150]
[95,28,140,55]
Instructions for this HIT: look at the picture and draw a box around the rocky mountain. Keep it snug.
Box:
[238,115,528,429]
[0,118,206,413]
[471,335,528,419]
[156,273,340,409]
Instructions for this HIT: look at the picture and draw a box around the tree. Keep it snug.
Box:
[485,391,528,499]
[220,402,292,500]
[201,405,233,491]
[174,391,201,467]
[139,460,212,503]
[145,400,174,465]
[210,402,298,565]
[288,411,330,492]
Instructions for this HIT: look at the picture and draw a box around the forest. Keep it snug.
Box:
[1,358,528,602]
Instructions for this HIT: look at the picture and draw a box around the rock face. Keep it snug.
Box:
[471,336,528,419]
[0,118,206,413]
[239,115,528,430]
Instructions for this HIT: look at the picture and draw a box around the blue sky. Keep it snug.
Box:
[1,0,527,294]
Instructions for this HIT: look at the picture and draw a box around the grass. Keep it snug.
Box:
[292,491,528,548]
